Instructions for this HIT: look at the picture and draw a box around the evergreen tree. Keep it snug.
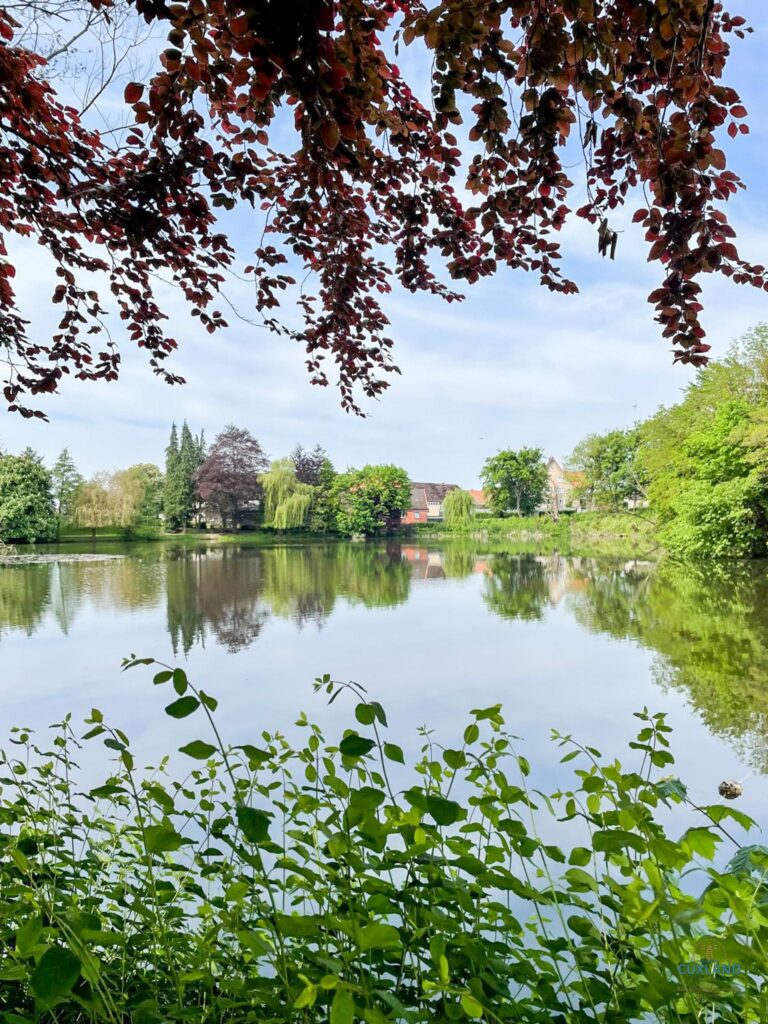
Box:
[51,448,84,537]
[163,424,184,530]
[178,422,200,531]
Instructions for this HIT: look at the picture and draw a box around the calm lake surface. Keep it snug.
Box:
[2,540,767,819]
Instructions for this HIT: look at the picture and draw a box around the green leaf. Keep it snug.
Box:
[294,983,317,1009]
[368,701,388,726]
[426,795,462,826]
[236,805,271,844]
[349,786,385,812]
[178,740,216,760]
[656,776,687,803]
[330,987,354,1024]
[357,923,401,951]
[461,993,484,1018]
[383,742,405,764]
[165,696,199,719]
[199,690,218,712]
[681,827,720,860]
[568,847,592,867]
[82,725,105,740]
[172,668,188,695]
[237,745,271,765]
[153,670,173,685]
[15,917,42,957]
[143,825,185,855]
[29,947,81,1003]
[339,733,375,758]
[355,703,376,725]
[443,748,466,769]
[89,784,126,800]
[592,829,646,855]
[463,724,480,744]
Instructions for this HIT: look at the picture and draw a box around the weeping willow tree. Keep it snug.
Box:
[272,488,313,530]
[443,488,474,528]
[260,459,313,530]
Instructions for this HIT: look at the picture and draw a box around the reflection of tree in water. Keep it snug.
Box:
[166,548,268,654]
[261,546,338,629]
[0,564,51,637]
[482,554,552,622]
[56,559,164,631]
[0,557,165,638]
[568,560,768,773]
[334,544,411,609]
[166,544,413,655]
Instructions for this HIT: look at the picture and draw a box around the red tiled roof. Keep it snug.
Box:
[468,488,488,506]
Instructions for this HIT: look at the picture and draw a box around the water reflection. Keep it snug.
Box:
[1,543,767,769]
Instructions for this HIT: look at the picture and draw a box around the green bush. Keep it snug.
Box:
[0,662,766,1022]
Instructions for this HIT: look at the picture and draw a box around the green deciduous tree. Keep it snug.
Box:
[638,325,768,559]
[260,459,313,531]
[443,488,475,528]
[568,429,646,512]
[335,465,410,536]
[481,448,547,517]
[72,474,115,539]
[0,454,56,543]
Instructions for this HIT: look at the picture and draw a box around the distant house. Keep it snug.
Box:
[401,482,459,524]
[401,485,428,525]
[537,458,588,515]
[468,489,492,516]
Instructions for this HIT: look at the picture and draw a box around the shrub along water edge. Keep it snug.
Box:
[0,661,766,1023]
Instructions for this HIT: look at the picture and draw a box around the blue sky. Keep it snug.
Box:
[2,2,767,486]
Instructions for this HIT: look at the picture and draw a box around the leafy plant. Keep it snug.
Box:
[0,661,766,1022]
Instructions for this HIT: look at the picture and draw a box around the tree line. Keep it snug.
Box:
[441,326,768,559]
[0,424,412,543]
[2,325,767,556]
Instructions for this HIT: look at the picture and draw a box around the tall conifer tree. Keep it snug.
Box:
[163,423,183,530]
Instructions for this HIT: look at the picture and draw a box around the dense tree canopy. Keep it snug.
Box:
[638,324,768,558]
[1,1,763,417]
[194,425,269,529]
[335,465,411,536]
[568,428,645,512]
[0,452,56,542]
[481,447,547,516]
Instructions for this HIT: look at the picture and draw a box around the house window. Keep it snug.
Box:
[414,512,421,520]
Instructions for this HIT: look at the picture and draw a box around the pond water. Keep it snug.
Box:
[1,540,767,822]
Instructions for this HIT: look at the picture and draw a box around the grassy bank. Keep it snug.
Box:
[41,513,658,559]
[410,511,659,557]
[0,658,764,1023]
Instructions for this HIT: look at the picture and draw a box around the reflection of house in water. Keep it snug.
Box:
[400,546,493,581]
[535,555,590,606]
[401,546,447,579]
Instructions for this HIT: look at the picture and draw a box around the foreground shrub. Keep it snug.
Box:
[0,661,766,1022]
